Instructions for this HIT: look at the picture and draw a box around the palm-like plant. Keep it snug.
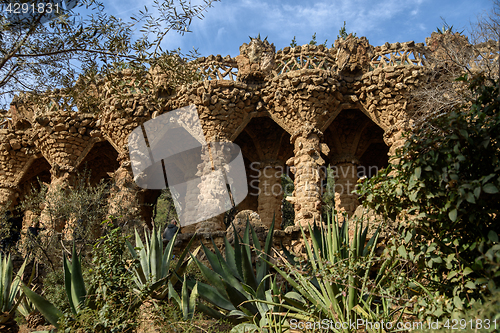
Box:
[0,254,27,333]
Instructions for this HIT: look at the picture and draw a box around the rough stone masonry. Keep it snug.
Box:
[0,33,497,236]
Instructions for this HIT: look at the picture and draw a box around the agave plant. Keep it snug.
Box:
[257,213,404,332]
[16,285,47,329]
[0,254,28,333]
[125,227,197,299]
[21,244,86,330]
[187,218,278,324]
[229,275,289,333]
[167,276,199,320]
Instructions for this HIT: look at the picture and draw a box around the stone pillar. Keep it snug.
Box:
[257,160,283,229]
[0,186,17,209]
[194,143,228,233]
[286,124,328,227]
[39,164,76,233]
[332,159,359,217]
[108,154,144,228]
[179,162,201,234]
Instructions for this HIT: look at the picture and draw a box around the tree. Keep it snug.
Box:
[0,0,219,110]
[409,6,500,128]
[337,21,356,40]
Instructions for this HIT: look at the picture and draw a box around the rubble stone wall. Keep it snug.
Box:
[1,33,496,234]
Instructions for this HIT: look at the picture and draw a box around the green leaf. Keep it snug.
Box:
[463,267,474,276]
[465,192,476,204]
[21,285,62,328]
[63,254,76,315]
[453,295,464,310]
[483,183,499,194]
[404,231,413,244]
[188,282,199,320]
[449,209,458,222]
[488,231,499,243]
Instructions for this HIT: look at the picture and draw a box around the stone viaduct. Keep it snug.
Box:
[0,33,496,235]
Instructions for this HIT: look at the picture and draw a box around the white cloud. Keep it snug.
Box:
[99,0,493,57]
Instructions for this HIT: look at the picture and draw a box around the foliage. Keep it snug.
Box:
[40,268,72,315]
[228,276,288,333]
[189,218,277,324]
[0,207,21,254]
[337,21,357,40]
[0,254,27,321]
[414,291,500,332]
[261,214,404,332]
[18,170,110,270]
[153,188,179,229]
[0,0,219,109]
[125,226,196,299]
[168,276,199,320]
[281,174,294,229]
[289,33,328,48]
[321,166,336,221]
[68,223,143,332]
[151,299,233,333]
[357,74,500,318]
[21,243,85,329]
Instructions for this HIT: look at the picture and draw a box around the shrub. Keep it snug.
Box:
[357,74,500,318]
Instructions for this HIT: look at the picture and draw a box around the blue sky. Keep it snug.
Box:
[97,0,495,57]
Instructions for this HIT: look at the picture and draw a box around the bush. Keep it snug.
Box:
[19,169,111,271]
[60,223,143,332]
[357,73,500,318]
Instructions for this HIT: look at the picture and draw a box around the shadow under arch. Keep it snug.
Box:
[323,109,388,215]
[233,115,294,229]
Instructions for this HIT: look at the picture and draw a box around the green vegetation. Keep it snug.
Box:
[126,226,197,299]
[0,254,27,332]
[187,218,276,325]
[357,73,500,320]
[3,4,500,332]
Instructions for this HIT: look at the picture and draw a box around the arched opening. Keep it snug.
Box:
[14,156,51,242]
[76,141,119,185]
[16,157,51,204]
[323,109,388,216]
[233,116,293,229]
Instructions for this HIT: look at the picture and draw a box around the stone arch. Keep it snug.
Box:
[14,155,52,232]
[75,140,120,185]
[323,109,389,216]
[233,116,293,229]
[15,155,52,203]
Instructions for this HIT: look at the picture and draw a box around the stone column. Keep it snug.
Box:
[286,124,328,227]
[194,143,228,233]
[0,186,17,209]
[332,158,359,217]
[39,164,76,233]
[108,154,144,228]
[257,160,283,229]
